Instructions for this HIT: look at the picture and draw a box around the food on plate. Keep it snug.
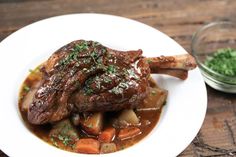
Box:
[19,40,196,154]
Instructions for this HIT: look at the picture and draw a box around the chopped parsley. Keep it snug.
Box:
[119,82,129,89]
[95,81,101,90]
[29,69,34,73]
[91,51,99,59]
[97,57,103,64]
[101,48,107,53]
[59,41,89,66]
[23,85,30,92]
[126,69,139,79]
[74,41,89,51]
[103,77,112,83]
[50,136,58,147]
[110,86,123,95]
[29,67,40,74]
[84,87,94,95]
[146,59,152,63]
[205,48,236,76]
[110,82,129,95]
[92,41,101,47]
[50,134,74,147]
[107,65,117,74]
[49,120,79,148]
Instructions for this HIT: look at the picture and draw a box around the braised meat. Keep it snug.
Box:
[28,40,196,124]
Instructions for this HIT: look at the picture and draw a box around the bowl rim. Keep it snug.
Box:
[0,13,208,157]
[191,21,236,83]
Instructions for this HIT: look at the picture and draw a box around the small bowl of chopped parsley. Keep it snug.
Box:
[192,21,236,93]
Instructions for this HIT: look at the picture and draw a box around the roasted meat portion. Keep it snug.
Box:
[28,40,196,124]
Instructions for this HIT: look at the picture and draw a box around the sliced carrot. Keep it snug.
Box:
[118,127,141,140]
[75,138,100,154]
[98,127,116,143]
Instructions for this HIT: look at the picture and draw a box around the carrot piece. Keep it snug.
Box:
[98,127,116,143]
[118,127,141,140]
[75,138,100,154]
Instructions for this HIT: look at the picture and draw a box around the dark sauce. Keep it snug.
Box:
[19,67,166,153]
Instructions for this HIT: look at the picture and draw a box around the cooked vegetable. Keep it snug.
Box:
[118,127,141,140]
[118,109,140,125]
[49,119,79,147]
[75,138,100,154]
[137,87,167,111]
[81,112,103,135]
[100,143,117,154]
[98,127,116,143]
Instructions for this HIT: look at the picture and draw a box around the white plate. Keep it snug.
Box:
[0,14,207,157]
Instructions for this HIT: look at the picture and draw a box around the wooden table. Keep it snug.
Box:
[1,0,236,156]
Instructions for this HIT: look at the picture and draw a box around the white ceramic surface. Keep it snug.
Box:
[0,13,207,157]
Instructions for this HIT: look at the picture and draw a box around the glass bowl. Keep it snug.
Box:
[191,21,236,93]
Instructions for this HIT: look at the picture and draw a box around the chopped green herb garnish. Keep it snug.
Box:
[147,59,152,63]
[101,48,107,53]
[92,41,101,47]
[110,86,123,95]
[62,136,73,146]
[205,48,236,77]
[119,82,129,89]
[50,136,58,147]
[95,81,101,90]
[29,67,40,74]
[23,85,30,92]
[104,77,112,83]
[83,58,91,64]
[91,51,99,59]
[107,65,117,74]
[84,87,93,95]
[97,57,103,64]
[109,82,130,95]
[127,69,139,79]
[58,134,64,141]
[90,51,99,63]
[59,41,89,66]
[29,69,34,73]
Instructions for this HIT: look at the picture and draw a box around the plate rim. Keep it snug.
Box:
[0,13,207,157]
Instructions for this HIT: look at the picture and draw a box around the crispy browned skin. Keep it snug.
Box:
[28,40,196,124]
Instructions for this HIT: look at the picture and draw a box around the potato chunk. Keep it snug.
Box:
[100,143,117,154]
[81,112,103,135]
[118,109,139,125]
[137,87,168,111]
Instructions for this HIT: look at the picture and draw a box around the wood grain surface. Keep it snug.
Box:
[0,0,236,156]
